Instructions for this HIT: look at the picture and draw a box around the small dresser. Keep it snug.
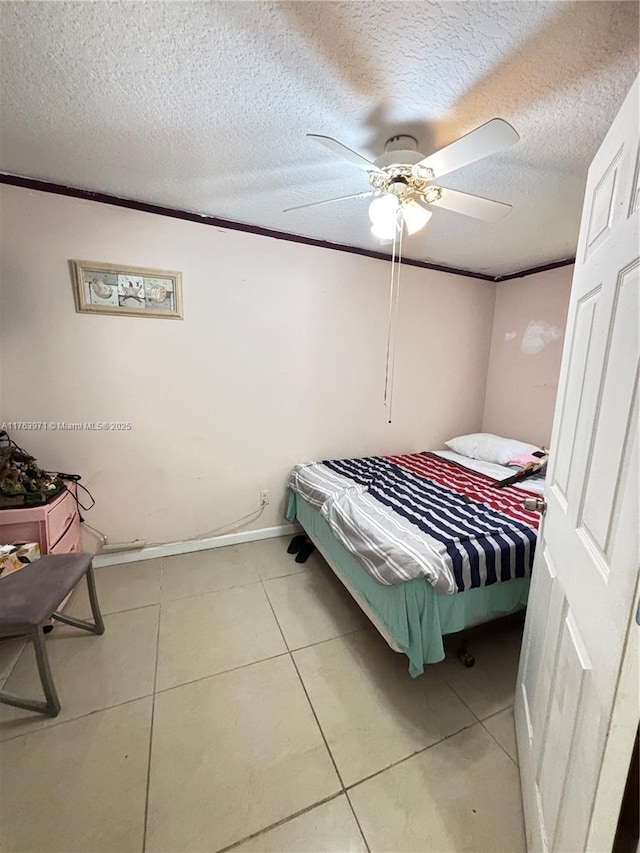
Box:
[0,485,80,555]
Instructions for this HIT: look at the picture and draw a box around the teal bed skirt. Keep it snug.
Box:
[287,490,530,677]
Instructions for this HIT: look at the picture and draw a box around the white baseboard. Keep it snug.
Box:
[93,522,301,567]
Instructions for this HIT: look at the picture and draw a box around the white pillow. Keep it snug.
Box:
[444,433,539,466]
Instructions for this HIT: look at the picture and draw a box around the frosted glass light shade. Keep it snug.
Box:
[402,200,432,235]
[369,194,399,224]
[371,219,399,241]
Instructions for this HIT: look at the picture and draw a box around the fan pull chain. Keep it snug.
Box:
[383,221,398,409]
[383,210,404,423]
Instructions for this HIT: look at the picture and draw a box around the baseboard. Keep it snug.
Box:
[93,522,301,567]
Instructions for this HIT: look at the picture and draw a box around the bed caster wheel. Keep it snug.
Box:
[287,534,306,555]
[458,649,475,668]
[295,540,315,563]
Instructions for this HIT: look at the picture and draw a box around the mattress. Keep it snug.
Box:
[288,450,542,594]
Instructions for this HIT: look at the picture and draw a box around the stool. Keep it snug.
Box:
[0,553,105,717]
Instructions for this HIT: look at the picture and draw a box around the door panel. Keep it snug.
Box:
[520,549,557,742]
[552,288,600,500]
[553,677,606,853]
[628,144,640,216]
[530,569,565,742]
[580,261,639,553]
[537,613,591,846]
[516,76,639,852]
[584,146,623,259]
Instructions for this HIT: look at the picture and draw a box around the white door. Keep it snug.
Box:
[515,76,640,852]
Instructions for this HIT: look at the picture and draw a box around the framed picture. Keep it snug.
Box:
[71,260,183,319]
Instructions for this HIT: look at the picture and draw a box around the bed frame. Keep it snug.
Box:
[287,491,529,676]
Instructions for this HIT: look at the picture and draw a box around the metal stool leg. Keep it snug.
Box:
[32,624,61,716]
[0,624,61,717]
[85,562,105,635]
[52,561,105,635]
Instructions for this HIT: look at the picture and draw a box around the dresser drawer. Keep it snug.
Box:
[0,519,44,545]
[46,490,77,549]
[48,514,81,555]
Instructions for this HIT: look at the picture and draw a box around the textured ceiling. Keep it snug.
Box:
[1,1,638,276]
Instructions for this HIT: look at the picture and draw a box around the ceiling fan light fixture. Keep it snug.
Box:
[368,194,399,225]
[412,163,435,182]
[369,172,388,191]
[298,121,520,422]
[401,200,432,235]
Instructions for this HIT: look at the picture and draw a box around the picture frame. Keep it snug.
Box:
[70,260,183,319]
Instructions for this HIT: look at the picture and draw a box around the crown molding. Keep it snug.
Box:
[0,173,574,282]
[493,257,575,281]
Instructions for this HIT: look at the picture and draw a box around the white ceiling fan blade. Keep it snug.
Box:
[428,187,512,222]
[413,118,519,180]
[307,134,386,174]
[283,190,374,213]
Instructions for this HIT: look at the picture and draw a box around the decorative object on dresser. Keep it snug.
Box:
[70,259,183,319]
[0,431,63,507]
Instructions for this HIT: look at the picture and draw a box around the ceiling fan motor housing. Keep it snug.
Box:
[369,134,436,200]
[374,148,425,170]
[369,136,437,202]
[384,134,418,152]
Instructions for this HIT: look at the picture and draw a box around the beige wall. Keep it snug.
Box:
[0,185,496,545]
[482,265,573,448]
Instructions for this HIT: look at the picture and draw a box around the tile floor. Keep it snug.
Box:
[0,537,525,853]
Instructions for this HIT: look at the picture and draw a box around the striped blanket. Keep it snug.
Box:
[288,452,540,594]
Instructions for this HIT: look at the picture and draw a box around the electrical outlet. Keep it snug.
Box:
[260,489,270,506]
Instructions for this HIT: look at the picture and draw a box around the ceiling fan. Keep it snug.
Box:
[285,118,520,240]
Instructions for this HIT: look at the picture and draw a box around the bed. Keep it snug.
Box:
[286,447,545,676]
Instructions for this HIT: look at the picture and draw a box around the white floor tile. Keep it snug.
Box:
[67,558,161,616]
[240,535,310,580]
[146,656,340,853]
[294,629,476,786]
[232,795,367,853]
[349,723,526,852]
[0,635,27,688]
[0,605,159,740]
[156,582,286,691]
[439,620,523,719]
[0,541,527,853]
[484,706,518,764]
[0,697,152,853]
[264,562,368,650]
[160,545,259,601]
